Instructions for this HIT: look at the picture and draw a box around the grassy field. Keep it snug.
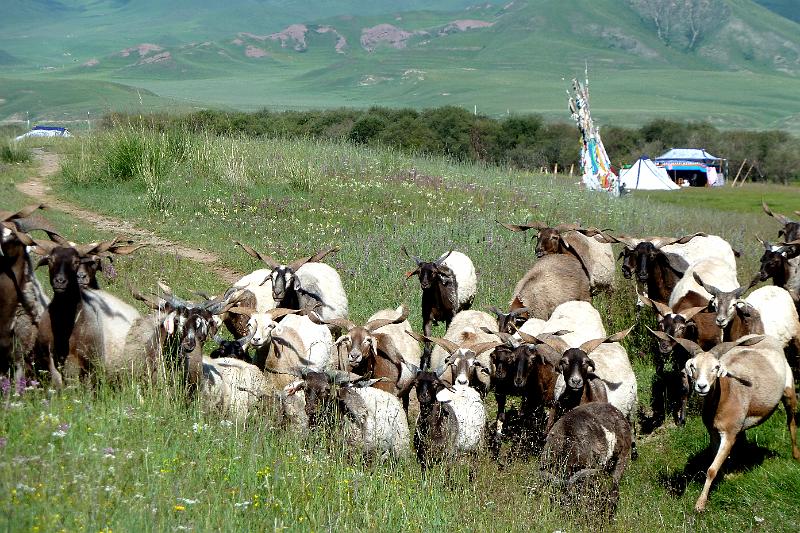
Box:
[0,130,798,531]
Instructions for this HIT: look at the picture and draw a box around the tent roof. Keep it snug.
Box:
[619,157,680,191]
[655,148,721,162]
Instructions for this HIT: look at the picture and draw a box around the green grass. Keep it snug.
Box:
[1,130,799,531]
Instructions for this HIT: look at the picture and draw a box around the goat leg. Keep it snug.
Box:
[695,431,735,512]
[782,385,800,460]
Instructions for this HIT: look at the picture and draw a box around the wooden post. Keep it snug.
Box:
[554,163,558,176]
[738,163,754,187]
[730,159,747,186]
[569,164,574,177]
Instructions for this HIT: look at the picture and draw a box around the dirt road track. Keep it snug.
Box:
[15,149,242,285]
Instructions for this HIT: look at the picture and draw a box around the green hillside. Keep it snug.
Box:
[2,0,800,131]
[754,0,800,22]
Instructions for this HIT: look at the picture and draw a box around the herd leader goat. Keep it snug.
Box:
[2,201,800,515]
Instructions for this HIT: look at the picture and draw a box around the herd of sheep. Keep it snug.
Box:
[1,202,800,514]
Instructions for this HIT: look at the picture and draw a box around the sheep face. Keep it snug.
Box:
[656,314,693,354]
[622,242,658,282]
[448,350,487,387]
[491,308,528,334]
[76,255,102,289]
[287,371,335,428]
[415,371,448,406]
[180,309,213,353]
[708,292,741,328]
[685,353,725,396]
[558,348,595,392]
[779,222,800,242]
[336,327,376,366]
[535,228,563,258]
[270,266,299,302]
[490,345,517,381]
[512,345,540,389]
[758,246,797,282]
[41,246,81,293]
[416,262,443,290]
[247,313,277,348]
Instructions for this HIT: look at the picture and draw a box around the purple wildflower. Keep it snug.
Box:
[0,377,9,396]
[0,437,7,448]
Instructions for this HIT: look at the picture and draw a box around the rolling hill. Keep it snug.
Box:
[2,0,800,131]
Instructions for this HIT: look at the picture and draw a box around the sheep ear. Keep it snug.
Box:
[579,326,634,354]
[710,334,765,357]
[645,326,670,342]
[471,341,503,356]
[719,365,753,387]
[163,311,177,335]
[680,306,707,322]
[669,335,703,356]
[638,290,672,317]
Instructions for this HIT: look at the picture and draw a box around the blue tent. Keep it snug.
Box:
[654,148,725,187]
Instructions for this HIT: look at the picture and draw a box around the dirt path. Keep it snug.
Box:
[16,149,242,285]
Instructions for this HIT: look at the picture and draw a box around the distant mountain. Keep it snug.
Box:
[754,0,800,23]
[2,0,800,130]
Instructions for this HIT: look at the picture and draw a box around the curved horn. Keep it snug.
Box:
[668,335,703,356]
[365,304,409,332]
[605,233,640,249]
[497,220,547,232]
[234,240,280,268]
[645,326,670,343]
[227,306,257,316]
[0,204,45,222]
[554,222,581,232]
[130,287,163,310]
[517,330,570,354]
[268,307,304,321]
[655,232,707,249]
[509,306,529,317]
[762,201,791,226]
[306,310,354,330]
[427,336,460,354]
[755,235,770,250]
[692,272,720,297]
[471,341,503,356]
[480,327,516,344]
[401,246,422,265]
[435,250,453,265]
[238,329,256,347]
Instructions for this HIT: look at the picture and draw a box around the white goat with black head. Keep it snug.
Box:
[235,241,348,322]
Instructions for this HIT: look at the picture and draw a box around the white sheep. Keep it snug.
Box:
[518,300,606,347]
[668,257,739,310]
[429,310,498,394]
[661,234,737,273]
[199,356,271,422]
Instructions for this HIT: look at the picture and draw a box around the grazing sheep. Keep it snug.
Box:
[607,232,713,305]
[217,269,277,339]
[283,370,410,458]
[402,370,486,478]
[235,241,348,322]
[676,334,799,511]
[403,249,476,365]
[540,402,633,514]
[0,205,49,376]
[424,310,500,396]
[756,238,800,311]
[509,254,591,320]
[696,278,800,371]
[668,258,739,310]
[518,300,606,347]
[517,327,637,435]
[498,221,615,293]
[29,241,143,386]
[198,356,271,422]
[311,305,418,408]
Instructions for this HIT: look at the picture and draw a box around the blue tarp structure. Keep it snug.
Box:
[654,148,726,187]
[15,125,72,141]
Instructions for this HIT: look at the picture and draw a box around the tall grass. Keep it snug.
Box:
[6,128,798,531]
[0,138,31,164]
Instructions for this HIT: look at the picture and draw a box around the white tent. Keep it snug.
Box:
[619,157,679,191]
